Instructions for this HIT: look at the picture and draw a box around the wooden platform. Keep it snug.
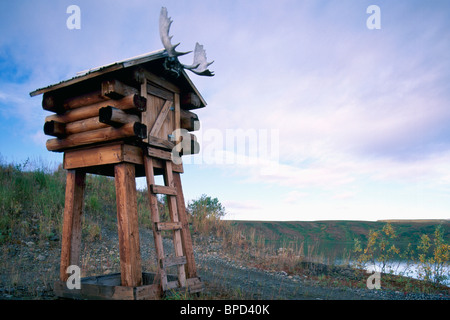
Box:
[54,272,203,300]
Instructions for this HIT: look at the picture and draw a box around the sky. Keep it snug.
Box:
[1,0,450,221]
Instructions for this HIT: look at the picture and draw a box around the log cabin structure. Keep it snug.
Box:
[29,8,213,300]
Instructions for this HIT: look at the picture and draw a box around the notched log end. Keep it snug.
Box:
[133,123,147,140]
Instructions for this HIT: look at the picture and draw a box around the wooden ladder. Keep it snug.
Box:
[143,150,189,291]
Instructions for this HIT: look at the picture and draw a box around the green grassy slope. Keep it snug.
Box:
[229,219,450,254]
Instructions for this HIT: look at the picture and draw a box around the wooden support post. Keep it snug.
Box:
[173,172,198,279]
[60,169,86,282]
[114,163,142,287]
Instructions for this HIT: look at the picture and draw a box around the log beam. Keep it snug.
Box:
[45,94,146,124]
[46,122,147,152]
[180,109,200,131]
[99,106,140,127]
[102,79,139,100]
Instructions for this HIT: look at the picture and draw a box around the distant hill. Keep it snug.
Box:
[228,219,450,256]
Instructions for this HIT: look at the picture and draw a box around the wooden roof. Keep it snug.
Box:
[29,49,206,108]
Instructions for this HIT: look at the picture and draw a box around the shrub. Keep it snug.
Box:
[186,194,226,234]
[417,224,449,285]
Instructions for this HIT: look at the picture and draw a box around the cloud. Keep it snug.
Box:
[283,191,309,204]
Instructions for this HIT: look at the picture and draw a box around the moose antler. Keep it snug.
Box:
[182,43,214,77]
[159,7,191,57]
[159,7,214,77]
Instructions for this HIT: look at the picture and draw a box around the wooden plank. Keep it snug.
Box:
[135,284,161,300]
[155,222,182,231]
[152,157,183,173]
[63,143,143,169]
[53,280,136,300]
[114,163,142,287]
[64,143,122,169]
[60,169,86,282]
[46,122,147,152]
[161,256,186,269]
[45,94,146,124]
[135,67,180,94]
[187,277,204,293]
[166,280,179,290]
[173,172,198,278]
[147,147,172,161]
[102,79,139,100]
[147,83,174,101]
[174,92,181,134]
[147,136,175,151]
[151,184,177,196]
[122,144,144,165]
[149,100,172,137]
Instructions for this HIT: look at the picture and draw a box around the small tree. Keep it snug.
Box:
[187,194,226,234]
[353,223,400,273]
[417,224,449,285]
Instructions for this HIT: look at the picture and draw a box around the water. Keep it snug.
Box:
[266,239,450,287]
[346,260,450,287]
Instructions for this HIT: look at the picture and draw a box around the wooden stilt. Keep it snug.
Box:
[60,169,86,282]
[115,163,143,287]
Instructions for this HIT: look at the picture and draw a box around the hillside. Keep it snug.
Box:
[228,219,450,258]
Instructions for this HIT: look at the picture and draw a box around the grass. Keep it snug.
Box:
[0,157,157,245]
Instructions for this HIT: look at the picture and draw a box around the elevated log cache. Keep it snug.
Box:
[32,55,207,299]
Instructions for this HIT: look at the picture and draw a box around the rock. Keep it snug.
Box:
[26,241,34,247]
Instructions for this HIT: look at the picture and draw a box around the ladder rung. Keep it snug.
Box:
[161,255,187,269]
[156,221,182,231]
[151,184,177,196]
[166,280,179,290]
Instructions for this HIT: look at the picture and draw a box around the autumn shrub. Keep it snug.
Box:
[416,224,449,285]
[186,194,226,235]
[354,222,449,286]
